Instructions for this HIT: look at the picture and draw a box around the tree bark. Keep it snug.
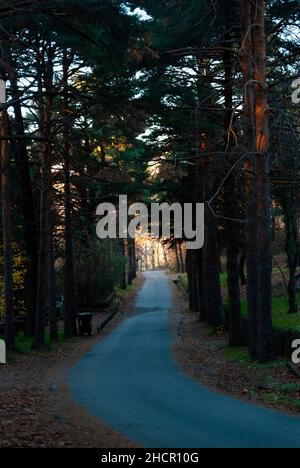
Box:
[223,2,243,346]
[63,50,77,339]
[241,0,273,361]
[1,109,15,349]
[253,0,273,361]
[163,245,169,269]
[132,239,137,279]
[239,252,247,286]
[187,250,198,312]
[48,218,58,342]
[227,232,243,346]
[241,0,258,359]
[205,205,224,327]
[282,191,299,314]
[175,243,180,273]
[119,239,127,290]
[127,240,134,285]
[10,73,38,337]
[179,243,185,273]
[33,41,55,349]
[34,124,50,349]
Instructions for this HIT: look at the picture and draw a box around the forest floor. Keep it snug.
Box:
[172,280,300,418]
[0,276,144,448]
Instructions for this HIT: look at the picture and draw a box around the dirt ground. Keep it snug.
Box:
[171,280,300,417]
[0,277,144,448]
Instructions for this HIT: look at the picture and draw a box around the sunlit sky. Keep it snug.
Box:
[126,7,152,21]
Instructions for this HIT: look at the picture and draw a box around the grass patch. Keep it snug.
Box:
[220,272,227,287]
[240,296,300,333]
[178,274,188,292]
[115,284,135,299]
[261,392,300,411]
[279,383,300,394]
[223,345,287,369]
[1,329,66,357]
[223,345,251,363]
[180,272,300,333]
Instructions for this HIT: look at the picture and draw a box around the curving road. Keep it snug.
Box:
[70,271,300,448]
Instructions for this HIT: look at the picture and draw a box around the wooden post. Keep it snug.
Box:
[0,338,6,364]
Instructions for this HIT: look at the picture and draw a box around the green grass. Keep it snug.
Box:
[261,392,300,411]
[240,296,300,333]
[178,274,188,292]
[115,284,135,299]
[272,267,286,275]
[0,329,66,357]
[223,344,287,370]
[220,272,228,287]
[180,271,300,333]
[221,267,287,288]
[177,272,228,291]
[279,383,300,394]
[223,345,250,363]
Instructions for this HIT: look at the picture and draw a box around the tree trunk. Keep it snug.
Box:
[241,0,258,359]
[201,237,209,322]
[186,250,193,309]
[163,245,169,269]
[10,73,38,337]
[282,191,299,314]
[239,252,247,286]
[132,239,137,279]
[196,249,206,321]
[175,243,180,273]
[223,3,243,346]
[187,250,198,312]
[205,206,224,327]
[241,0,273,361]
[227,236,243,346]
[64,140,76,338]
[253,0,273,361]
[151,244,156,270]
[33,133,49,349]
[33,42,55,349]
[48,220,58,342]
[119,239,127,290]
[1,109,15,349]
[179,243,185,273]
[63,50,77,339]
[145,244,148,271]
[127,240,134,285]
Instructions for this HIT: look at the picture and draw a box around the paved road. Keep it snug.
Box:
[70,271,300,448]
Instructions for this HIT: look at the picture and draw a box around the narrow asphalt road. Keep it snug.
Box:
[70,271,300,448]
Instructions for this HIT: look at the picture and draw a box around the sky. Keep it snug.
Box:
[126,7,152,21]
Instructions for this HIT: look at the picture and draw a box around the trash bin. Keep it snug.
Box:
[77,313,92,336]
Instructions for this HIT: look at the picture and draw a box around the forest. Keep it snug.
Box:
[0,0,300,450]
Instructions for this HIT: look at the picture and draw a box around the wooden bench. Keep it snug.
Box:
[75,293,115,314]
